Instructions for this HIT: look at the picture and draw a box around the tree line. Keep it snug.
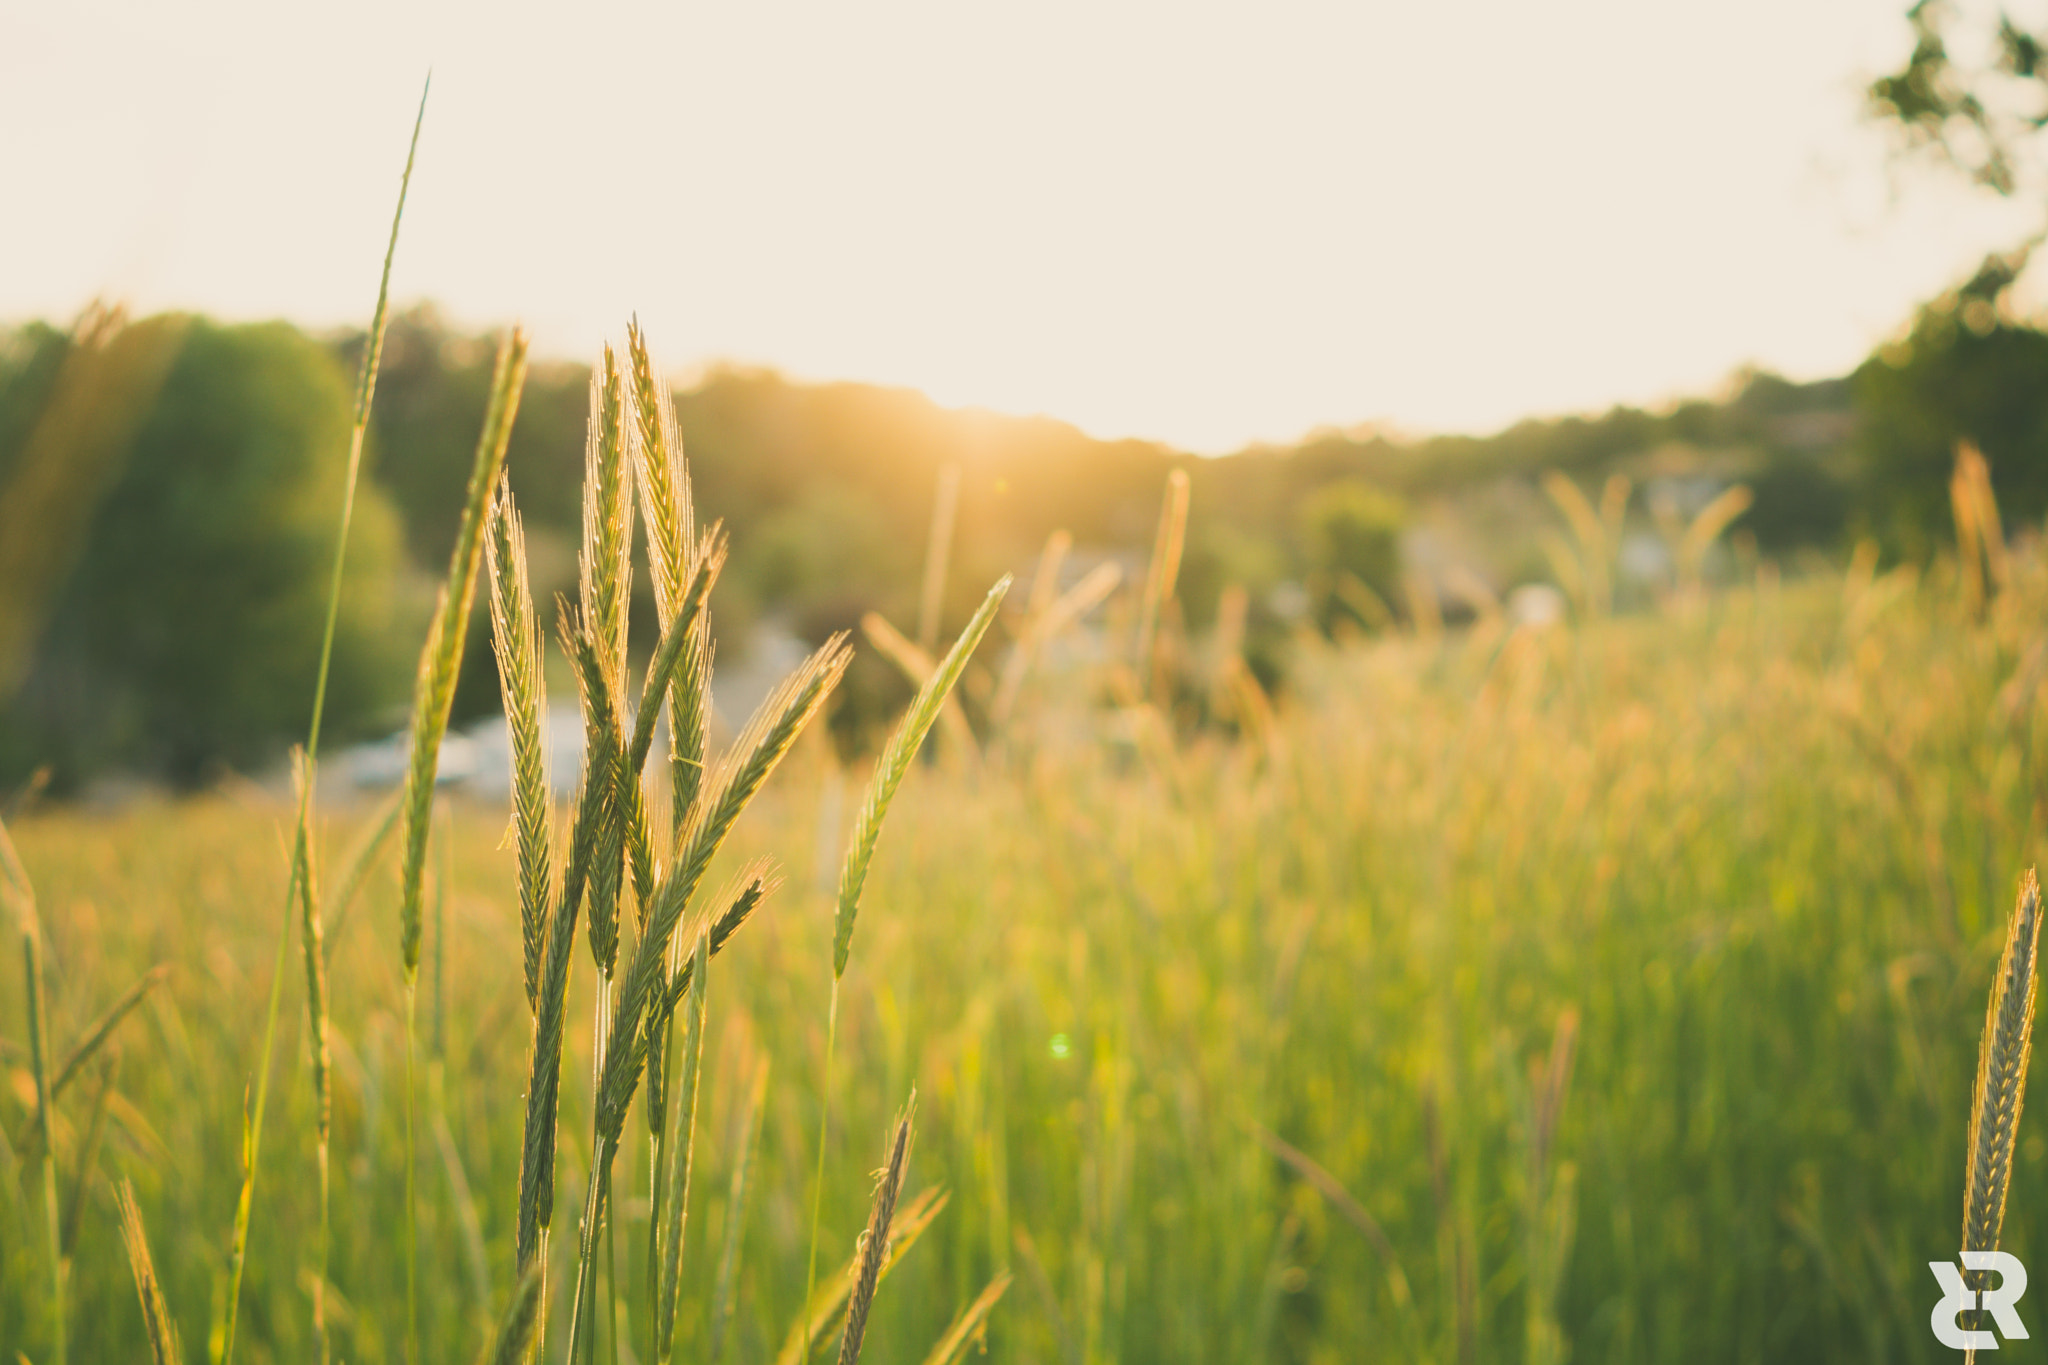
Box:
[0,281,2035,789]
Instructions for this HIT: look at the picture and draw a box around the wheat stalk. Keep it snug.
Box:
[116,1179,181,1365]
[488,475,553,1012]
[515,603,632,1279]
[222,81,428,1365]
[399,329,531,973]
[1960,868,2042,1357]
[624,323,711,828]
[393,327,529,1361]
[596,639,850,1146]
[653,929,711,1364]
[774,1187,952,1365]
[837,1095,917,1365]
[797,577,1005,1359]
[2,815,63,1365]
[709,1060,772,1365]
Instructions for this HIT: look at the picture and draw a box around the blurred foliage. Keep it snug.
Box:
[13,287,2048,785]
[0,318,416,787]
[1852,256,2048,558]
[1868,0,2048,200]
[1298,480,1405,633]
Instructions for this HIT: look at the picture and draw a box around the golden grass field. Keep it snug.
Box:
[7,534,2047,1363]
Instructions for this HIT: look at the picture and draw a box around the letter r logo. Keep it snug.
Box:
[1933,1253,2030,1349]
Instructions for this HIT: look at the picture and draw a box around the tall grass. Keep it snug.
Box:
[21,526,2048,1359]
[221,77,428,1365]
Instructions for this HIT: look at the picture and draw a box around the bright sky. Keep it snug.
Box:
[3,1,2041,452]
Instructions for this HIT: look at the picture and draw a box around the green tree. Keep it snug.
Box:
[1298,479,1404,634]
[0,318,417,786]
[1852,262,2048,557]
[1870,0,2048,201]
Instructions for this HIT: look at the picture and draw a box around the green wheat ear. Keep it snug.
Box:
[486,473,552,1012]
[1964,868,2043,1259]
[837,1094,918,1365]
[834,575,1010,978]
[398,329,530,975]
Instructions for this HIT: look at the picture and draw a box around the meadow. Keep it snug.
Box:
[3,506,2045,1362]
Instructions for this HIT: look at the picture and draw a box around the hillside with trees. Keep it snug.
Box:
[3,277,2045,788]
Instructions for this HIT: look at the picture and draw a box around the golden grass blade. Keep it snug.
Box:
[1953,450,1985,614]
[1251,1122,1413,1311]
[50,963,168,1103]
[1543,472,1608,618]
[916,1272,1013,1365]
[774,1187,950,1365]
[117,1179,182,1365]
[989,530,1071,729]
[858,611,978,762]
[916,464,961,654]
[627,320,693,622]
[834,578,1009,978]
[624,322,713,824]
[1133,469,1189,697]
[15,962,169,1167]
[836,1094,917,1365]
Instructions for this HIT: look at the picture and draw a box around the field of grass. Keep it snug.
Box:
[4,533,2047,1363]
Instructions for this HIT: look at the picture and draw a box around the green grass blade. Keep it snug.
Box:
[655,932,710,1364]
[117,1179,183,1365]
[321,788,402,964]
[223,82,428,1365]
[486,1267,545,1365]
[916,1272,1013,1365]
[709,1060,771,1365]
[12,854,63,1365]
[398,328,531,977]
[833,576,1009,978]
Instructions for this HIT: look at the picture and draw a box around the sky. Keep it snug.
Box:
[3,0,2044,453]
